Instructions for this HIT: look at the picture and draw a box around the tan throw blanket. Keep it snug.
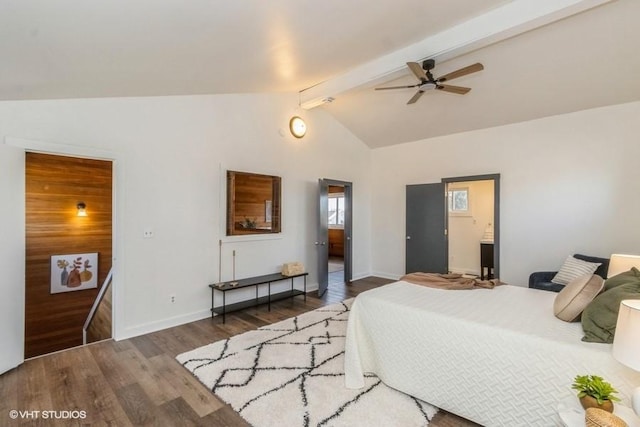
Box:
[399,272,501,290]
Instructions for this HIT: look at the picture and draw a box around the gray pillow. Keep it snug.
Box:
[581,281,640,343]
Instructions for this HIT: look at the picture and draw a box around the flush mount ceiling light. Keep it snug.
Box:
[76,202,87,217]
[289,116,307,138]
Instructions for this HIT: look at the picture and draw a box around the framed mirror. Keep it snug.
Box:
[226,170,281,235]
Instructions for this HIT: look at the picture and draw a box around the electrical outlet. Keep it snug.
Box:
[170,294,176,303]
[143,228,154,238]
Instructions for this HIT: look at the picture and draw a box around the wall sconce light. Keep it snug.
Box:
[289,116,307,138]
[76,202,87,217]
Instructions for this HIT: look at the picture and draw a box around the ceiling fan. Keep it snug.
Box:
[375,59,484,104]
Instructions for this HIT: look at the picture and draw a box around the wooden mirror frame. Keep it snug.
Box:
[226,170,281,236]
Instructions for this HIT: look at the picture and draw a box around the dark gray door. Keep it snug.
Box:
[406,183,447,274]
[317,179,329,296]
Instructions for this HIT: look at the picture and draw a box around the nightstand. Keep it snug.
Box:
[480,241,494,280]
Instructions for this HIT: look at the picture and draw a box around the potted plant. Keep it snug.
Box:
[572,374,620,413]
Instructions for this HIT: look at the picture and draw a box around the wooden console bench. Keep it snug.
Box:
[209,272,308,323]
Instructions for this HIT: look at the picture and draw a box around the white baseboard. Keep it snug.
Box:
[449,266,480,276]
[370,271,402,281]
[116,308,212,341]
[351,271,372,281]
[116,285,323,341]
[115,274,377,341]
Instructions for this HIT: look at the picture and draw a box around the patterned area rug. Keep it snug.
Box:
[177,299,438,426]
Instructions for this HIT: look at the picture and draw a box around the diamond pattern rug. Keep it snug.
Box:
[177,299,437,426]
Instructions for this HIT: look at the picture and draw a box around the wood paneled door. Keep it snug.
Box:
[25,152,113,358]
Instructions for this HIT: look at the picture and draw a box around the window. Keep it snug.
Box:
[448,187,470,215]
[328,193,345,228]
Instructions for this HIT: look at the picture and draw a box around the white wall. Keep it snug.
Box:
[0,93,372,341]
[371,101,640,285]
[0,144,25,373]
[3,93,638,353]
[448,180,494,275]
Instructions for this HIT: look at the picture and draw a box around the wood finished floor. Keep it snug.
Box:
[1,276,480,426]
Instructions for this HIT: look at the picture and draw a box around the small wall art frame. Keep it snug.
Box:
[50,253,98,294]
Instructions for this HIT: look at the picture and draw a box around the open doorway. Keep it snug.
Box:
[328,185,346,286]
[443,174,500,279]
[446,179,495,278]
[317,179,352,297]
[24,152,113,358]
[405,174,500,277]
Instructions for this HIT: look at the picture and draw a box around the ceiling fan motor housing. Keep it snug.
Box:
[422,59,436,71]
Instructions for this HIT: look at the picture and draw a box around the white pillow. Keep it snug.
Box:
[551,256,601,286]
[553,274,604,322]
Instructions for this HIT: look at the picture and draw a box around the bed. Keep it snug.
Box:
[344,281,640,426]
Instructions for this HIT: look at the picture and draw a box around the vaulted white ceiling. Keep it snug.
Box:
[1,0,638,148]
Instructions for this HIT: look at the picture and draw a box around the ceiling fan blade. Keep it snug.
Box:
[436,84,471,95]
[406,62,427,81]
[437,63,484,82]
[407,90,425,104]
[375,84,419,90]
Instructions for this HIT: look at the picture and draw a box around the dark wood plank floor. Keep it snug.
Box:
[0,276,479,426]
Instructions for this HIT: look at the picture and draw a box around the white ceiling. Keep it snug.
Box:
[1,0,638,148]
[325,0,640,147]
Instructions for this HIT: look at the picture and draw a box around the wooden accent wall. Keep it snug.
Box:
[328,185,343,194]
[328,185,345,257]
[227,171,281,235]
[328,229,344,257]
[25,152,112,358]
[235,173,272,226]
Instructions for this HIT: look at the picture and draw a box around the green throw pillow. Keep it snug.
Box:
[603,267,640,291]
[581,281,640,343]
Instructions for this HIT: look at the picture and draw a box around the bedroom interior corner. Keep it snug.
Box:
[1,1,640,425]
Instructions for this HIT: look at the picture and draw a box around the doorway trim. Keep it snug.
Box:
[7,137,121,342]
[442,174,500,278]
[324,179,353,283]
[317,178,353,297]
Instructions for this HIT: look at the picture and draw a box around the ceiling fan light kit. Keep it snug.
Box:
[375,59,483,104]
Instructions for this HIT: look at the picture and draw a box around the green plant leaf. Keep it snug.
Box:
[571,374,620,402]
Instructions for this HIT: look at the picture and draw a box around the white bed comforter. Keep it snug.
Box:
[344,281,640,427]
